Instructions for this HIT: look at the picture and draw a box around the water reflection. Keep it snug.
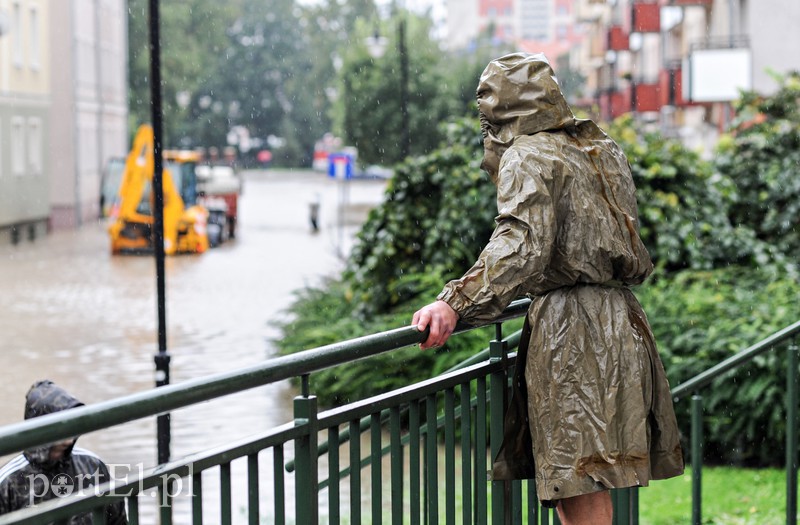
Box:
[0,169,387,522]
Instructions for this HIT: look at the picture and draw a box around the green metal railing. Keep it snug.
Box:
[0,299,797,524]
[669,320,800,525]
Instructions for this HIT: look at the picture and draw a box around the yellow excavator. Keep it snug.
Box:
[108,124,210,255]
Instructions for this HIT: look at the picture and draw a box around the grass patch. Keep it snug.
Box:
[639,466,786,524]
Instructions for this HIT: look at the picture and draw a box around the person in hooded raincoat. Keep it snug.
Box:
[0,380,128,524]
[412,52,684,524]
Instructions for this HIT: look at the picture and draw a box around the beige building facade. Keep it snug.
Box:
[49,0,128,230]
[0,0,127,245]
[0,0,50,243]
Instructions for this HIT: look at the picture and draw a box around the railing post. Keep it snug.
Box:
[691,394,703,525]
[489,323,509,525]
[613,488,630,525]
[294,375,319,524]
[786,339,798,525]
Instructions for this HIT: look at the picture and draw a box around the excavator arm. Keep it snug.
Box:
[109,124,208,255]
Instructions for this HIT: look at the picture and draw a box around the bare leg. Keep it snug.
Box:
[555,490,612,525]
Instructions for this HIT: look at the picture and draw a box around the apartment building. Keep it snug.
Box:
[443,0,799,152]
[49,0,128,230]
[0,0,50,244]
[446,0,575,51]
[576,0,800,150]
[0,0,127,246]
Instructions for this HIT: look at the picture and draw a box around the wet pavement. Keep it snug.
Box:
[0,168,387,522]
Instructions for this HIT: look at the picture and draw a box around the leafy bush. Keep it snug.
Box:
[608,116,769,273]
[274,275,498,407]
[636,266,800,465]
[715,71,800,262]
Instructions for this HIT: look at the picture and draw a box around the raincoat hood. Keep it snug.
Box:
[477,52,575,180]
[23,380,84,467]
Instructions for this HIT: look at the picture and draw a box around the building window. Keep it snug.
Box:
[28,118,42,175]
[29,6,40,69]
[11,117,25,176]
[12,2,23,67]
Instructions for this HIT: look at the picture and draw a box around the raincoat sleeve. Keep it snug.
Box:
[438,148,556,324]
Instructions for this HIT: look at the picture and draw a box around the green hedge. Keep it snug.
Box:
[636,266,800,465]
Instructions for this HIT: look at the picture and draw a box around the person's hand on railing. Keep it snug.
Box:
[412,300,459,350]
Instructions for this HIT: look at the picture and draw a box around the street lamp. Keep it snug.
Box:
[148,0,171,472]
[365,30,388,59]
[364,13,411,160]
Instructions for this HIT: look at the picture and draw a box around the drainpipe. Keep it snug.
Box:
[94,0,104,218]
[723,0,738,127]
[71,0,82,226]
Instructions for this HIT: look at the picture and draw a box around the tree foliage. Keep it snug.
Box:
[127,0,237,145]
[186,0,325,166]
[715,71,800,259]
[334,13,458,166]
[127,1,512,167]
[635,266,800,466]
[127,0,370,165]
[607,116,774,273]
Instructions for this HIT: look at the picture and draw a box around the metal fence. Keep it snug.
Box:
[0,299,797,525]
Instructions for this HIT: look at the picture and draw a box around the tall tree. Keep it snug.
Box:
[333,11,457,166]
[187,0,316,163]
[127,0,237,144]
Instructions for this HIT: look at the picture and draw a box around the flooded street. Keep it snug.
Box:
[0,169,387,522]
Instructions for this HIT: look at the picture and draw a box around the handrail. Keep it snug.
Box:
[0,293,797,524]
[285,327,525,472]
[671,319,800,398]
[0,298,531,457]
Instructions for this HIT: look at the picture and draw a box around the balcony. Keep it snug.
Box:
[671,0,712,5]
[633,82,661,112]
[598,86,633,120]
[607,25,630,51]
[659,65,686,107]
[631,2,661,33]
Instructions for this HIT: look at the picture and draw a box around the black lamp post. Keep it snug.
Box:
[398,16,410,159]
[366,6,411,160]
[148,0,171,467]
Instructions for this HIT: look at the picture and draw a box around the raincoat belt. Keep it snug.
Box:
[524,280,627,300]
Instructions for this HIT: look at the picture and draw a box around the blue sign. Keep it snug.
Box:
[328,153,353,180]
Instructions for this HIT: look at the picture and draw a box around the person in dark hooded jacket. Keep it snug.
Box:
[413,53,684,524]
[0,380,127,524]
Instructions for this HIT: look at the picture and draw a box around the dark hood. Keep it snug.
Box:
[477,52,576,181]
[23,380,84,467]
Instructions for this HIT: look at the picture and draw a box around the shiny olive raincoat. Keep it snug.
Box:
[437,53,684,505]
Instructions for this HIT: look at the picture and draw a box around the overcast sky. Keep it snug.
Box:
[296,0,446,22]
[295,0,447,38]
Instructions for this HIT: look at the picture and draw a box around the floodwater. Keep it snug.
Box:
[0,169,388,522]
